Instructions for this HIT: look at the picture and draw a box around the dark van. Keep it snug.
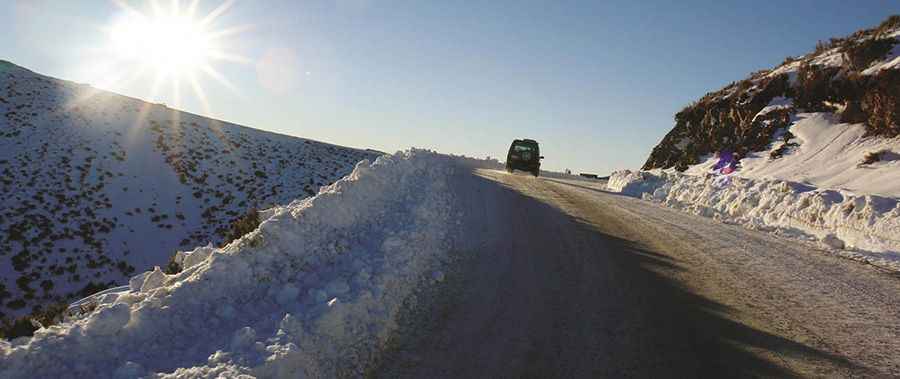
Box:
[506,139,543,176]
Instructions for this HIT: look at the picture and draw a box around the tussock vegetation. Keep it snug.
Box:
[163,253,183,275]
[223,208,261,247]
[861,150,885,165]
[859,149,899,166]
[769,131,799,160]
[876,15,900,36]
[860,70,900,137]
[844,37,896,71]
[793,63,841,112]
[0,301,68,339]
[645,74,790,170]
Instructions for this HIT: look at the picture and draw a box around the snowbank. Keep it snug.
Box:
[607,169,900,271]
[0,150,476,378]
[606,170,668,197]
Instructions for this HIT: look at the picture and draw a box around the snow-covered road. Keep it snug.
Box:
[373,169,900,377]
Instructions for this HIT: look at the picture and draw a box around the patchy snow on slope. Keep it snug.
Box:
[751,96,793,123]
[766,60,801,83]
[0,61,379,318]
[862,36,900,75]
[764,32,898,79]
[809,47,846,68]
[0,150,493,378]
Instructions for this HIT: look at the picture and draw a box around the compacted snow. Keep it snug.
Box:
[0,150,501,378]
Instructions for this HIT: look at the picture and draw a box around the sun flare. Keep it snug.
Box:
[109,12,214,75]
[100,0,248,110]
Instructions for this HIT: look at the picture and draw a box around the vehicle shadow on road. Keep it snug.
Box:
[370,171,870,378]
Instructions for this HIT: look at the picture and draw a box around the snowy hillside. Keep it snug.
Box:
[0,60,379,320]
[645,16,900,172]
[609,16,900,270]
[0,151,500,378]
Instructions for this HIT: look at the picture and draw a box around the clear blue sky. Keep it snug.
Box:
[1,1,897,174]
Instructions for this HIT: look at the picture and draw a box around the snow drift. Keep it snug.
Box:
[0,150,494,378]
[608,169,900,271]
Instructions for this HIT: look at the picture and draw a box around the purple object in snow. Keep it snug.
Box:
[713,150,736,173]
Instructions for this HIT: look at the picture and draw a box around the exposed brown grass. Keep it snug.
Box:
[793,62,840,112]
[163,253,183,275]
[844,37,897,71]
[0,301,69,340]
[222,208,261,247]
[861,70,900,137]
[875,15,900,37]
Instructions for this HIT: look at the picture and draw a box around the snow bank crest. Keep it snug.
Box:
[0,150,481,378]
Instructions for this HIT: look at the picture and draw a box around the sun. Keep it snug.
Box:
[101,0,248,110]
[109,10,214,76]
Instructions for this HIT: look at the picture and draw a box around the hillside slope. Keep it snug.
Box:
[644,15,900,192]
[0,61,379,319]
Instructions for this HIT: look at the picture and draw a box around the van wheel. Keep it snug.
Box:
[532,170,540,177]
